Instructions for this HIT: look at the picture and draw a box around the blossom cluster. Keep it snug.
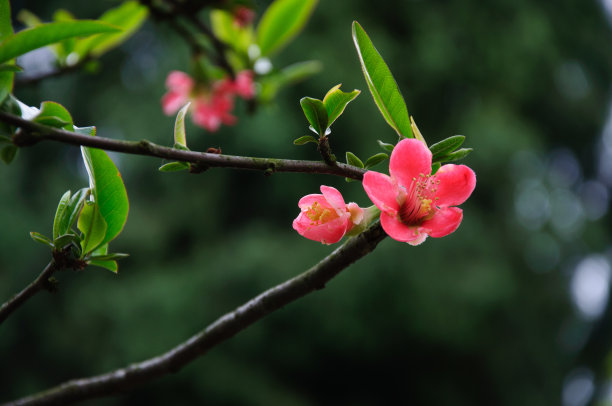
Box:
[293,138,476,246]
[161,70,255,132]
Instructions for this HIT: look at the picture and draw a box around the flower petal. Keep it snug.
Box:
[298,194,331,210]
[347,202,364,225]
[293,214,348,245]
[161,91,188,115]
[362,171,400,215]
[419,207,463,238]
[434,164,476,207]
[320,185,346,213]
[380,211,425,244]
[389,138,432,188]
[166,71,193,92]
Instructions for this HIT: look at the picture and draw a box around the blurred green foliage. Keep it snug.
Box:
[1,0,612,405]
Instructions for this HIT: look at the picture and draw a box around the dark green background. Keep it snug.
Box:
[1,0,612,404]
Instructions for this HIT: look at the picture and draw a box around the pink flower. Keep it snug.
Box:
[191,94,236,132]
[233,6,256,27]
[362,138,476,245]
[161,71,194,115]
[293,186,364,244]
[218,70,255,100]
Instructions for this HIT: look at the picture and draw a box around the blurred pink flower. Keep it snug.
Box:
[293,186,364,245]
[161,70,255,132]
[362,138,476,245]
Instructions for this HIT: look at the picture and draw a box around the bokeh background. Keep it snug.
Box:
[2,0,612,405]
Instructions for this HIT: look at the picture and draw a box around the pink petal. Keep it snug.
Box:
[419,207,463,238]
[293,214,348,245]
[166,71,194,92]
[389,138,432,189]
[298,194,331,210]
[234,71,255,99]
[362,171,400,215]
[161,91,188,115]
[320,186,346,213]
[434,164,476,207]
[380,211,425,244]
[347,202,364,225]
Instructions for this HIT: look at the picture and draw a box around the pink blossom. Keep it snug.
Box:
[218,70,255,100]
[233,6,256,27]
[191,94,236,132]
[362,138,476,245]
[161,71,194,115]
[293,186,364,245]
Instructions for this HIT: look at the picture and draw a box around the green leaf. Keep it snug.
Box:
[32,101,74,131]
[352,21,412,138]
[0,144,17,164]
[72,1,147,58]
[30,231,54,248]
[431,162,441,175]
[159,161,189,172]
[210,9,253,55]
[174,102,190,148]
[53,233,81,250]
[59,187,88,236]
[0,0,14,101]
[89,259,118,273]
[364,152,389,169]
[377,139,394,153]
[345,151,364,168]
[429,135,466,159]
[73,125,96,136]
[300,97,328,136]
[293,135,318,145]
[81,147,129,248]
[77,201,107,254]
[87,252,129,261]
[322,84,360,128]
[256,0,318,56]
[53,190,71,239]
[0,63,22,72]
[0,20,121,65]
[439,148,473,163]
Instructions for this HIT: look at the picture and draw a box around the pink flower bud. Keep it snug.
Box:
[293,186,364,245]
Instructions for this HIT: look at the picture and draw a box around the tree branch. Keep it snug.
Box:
[0,112,365,180]
[0,260,59,326]
[4,222,387,406]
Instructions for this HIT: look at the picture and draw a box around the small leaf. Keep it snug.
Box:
[210,9,253,56]
[256,0,318,56]
[52,190,71,239]
[431,162,441,175]
[77,201,107,255]
[439,148,473,163]
[346,151,364,168]
[293,135,318,145]
[0,144,17,164]
[322,84,360,128]
[53,233,81,250]
[159,161,189,172]
[33,101,74,131]
[89,259,118,273]
[73,125,96,136]
[352,21,412,138]
[0,20,121,64]
[72,2,147,58]
[81,147,129,248]
[60,187,88,235]
[87,252,129,261]
[30,231,54,248]
[364,153,389,169]
[174,102,190,148]
[300,97,328,136]
[430,135,465,159]
[377,140,394,153]
[410,116,427,145]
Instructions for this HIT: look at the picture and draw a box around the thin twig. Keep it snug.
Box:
[4,222,387,406]
[0,260,59,326]
[0,112,366,180]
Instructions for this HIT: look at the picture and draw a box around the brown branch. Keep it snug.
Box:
[4,222,387,406]
[0,112,366,180]
[0,260,59,326]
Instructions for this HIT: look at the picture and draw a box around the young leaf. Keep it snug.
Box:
[210,9,253,56]
[81,147,129,248]
[322,84,360,128]
[352,21,412,138]
[87,243,118,273]
[33,101,74,131]
[30,231,54,248]
[59,187,88,236]
[52,190,71,240]
[300,97,328,136]
[377,140,394,153]
[159,161,189,172]
[77,201,107,254]
[73,126,96,136]
[293,135,318,145]
[72,2,147,59]
[430,135,465,159]
[89,259,118,273]
[0,144,17,164]
[440,148,473,163]
[174,102,190,148]
[53,233,81,250]
[346,151,364,168]
[0,21,121,64]
[431,162,441,175]
[364,153,389,169]
[87,252,129,261]
[256,0,318,56]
